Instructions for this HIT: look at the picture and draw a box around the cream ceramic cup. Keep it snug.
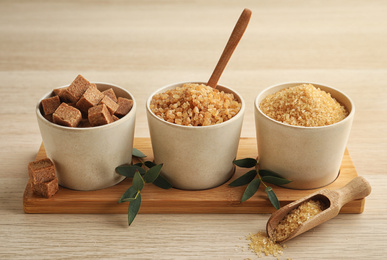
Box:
[146,82,245,190]
[255,82,354,189]
[36,82,136,191]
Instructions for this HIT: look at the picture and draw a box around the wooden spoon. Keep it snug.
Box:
[266,176,372,243]
[207,8,252,88]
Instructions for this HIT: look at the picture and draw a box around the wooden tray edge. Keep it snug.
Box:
[23,138,365,214]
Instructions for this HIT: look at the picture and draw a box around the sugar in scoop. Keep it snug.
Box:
[267,176,371,243]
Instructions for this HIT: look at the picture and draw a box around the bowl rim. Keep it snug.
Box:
[146,81,245,129]
[255,81,355,130]
[36,82,136,131]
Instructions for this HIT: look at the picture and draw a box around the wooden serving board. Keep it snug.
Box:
[23,138,364,214]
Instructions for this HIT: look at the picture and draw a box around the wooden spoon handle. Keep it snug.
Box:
[207,8,252,88]
[336,176,371,208]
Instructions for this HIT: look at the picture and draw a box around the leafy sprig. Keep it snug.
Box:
[116,148,172,225]
[229,158,291,210]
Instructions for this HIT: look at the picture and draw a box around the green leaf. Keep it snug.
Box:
[116,165,135,177]
[144,164,163,183]
[241,179,261,202]
[229,170,257,187]
[132,171,145,191]
[262,175,291,185]
[136,166,146,176]
[116,165,145,177]
[259,169,283,178]
[128,192,142,226]
[233,158,257,168]
[144,161,156,168]
[133,162,143,167]
[120,190,140,203]
[265,187,280,210]
[118,186,139,203]
[132,148,146,158]
[152,175,172,189]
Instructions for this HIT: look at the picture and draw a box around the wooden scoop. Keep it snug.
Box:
[266,176,372,243]
[207,8,252,88]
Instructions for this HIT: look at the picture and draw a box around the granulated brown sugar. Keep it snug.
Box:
[247,231,286,258]
[150,83,241,126]
[260,84,348,127]
[273,200,324,242]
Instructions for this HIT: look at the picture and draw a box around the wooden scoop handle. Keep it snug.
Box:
[207,8,252,88]
[336,176,371,208]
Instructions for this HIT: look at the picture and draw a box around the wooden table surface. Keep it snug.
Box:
[1,0,386,259]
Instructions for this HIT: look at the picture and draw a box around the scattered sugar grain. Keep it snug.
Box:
[247,231,285,258]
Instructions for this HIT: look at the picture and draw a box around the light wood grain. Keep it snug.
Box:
[1,0,387,259]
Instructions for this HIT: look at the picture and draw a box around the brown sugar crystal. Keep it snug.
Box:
[76,85,104,113]
[28,158,56,184]
[88,104,114,126]
[62,74,92,103]
[99,95,119,114]
[115,97,133,117]
[102,88,118,102]
[150,83,241,126]
[41,95,61,115]
[273,199,324,242]
[33,178,59,198]
[53,102,82,127]
[260,84,348,127]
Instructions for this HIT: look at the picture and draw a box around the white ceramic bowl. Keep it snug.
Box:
[146,82,245,190]
[36,82,136,191]
[255,82,354,189]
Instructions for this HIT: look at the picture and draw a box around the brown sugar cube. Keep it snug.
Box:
[88,104,114,126]
[28,158,56,184]
[89,83,97,89]
[112,115,120,121]
[52,87,69,102]
[76,85,104,113]
[53,103,82,127]
[115,97,133,117]
[78,118,92,128]
[99,95,119,115]
[62,75,92,103]
[33,178,59,198]
[102,88,118,102]
[41,95,61,115]
[53,88,63,98]
[44,114,53,122]
[52,88,62,96]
